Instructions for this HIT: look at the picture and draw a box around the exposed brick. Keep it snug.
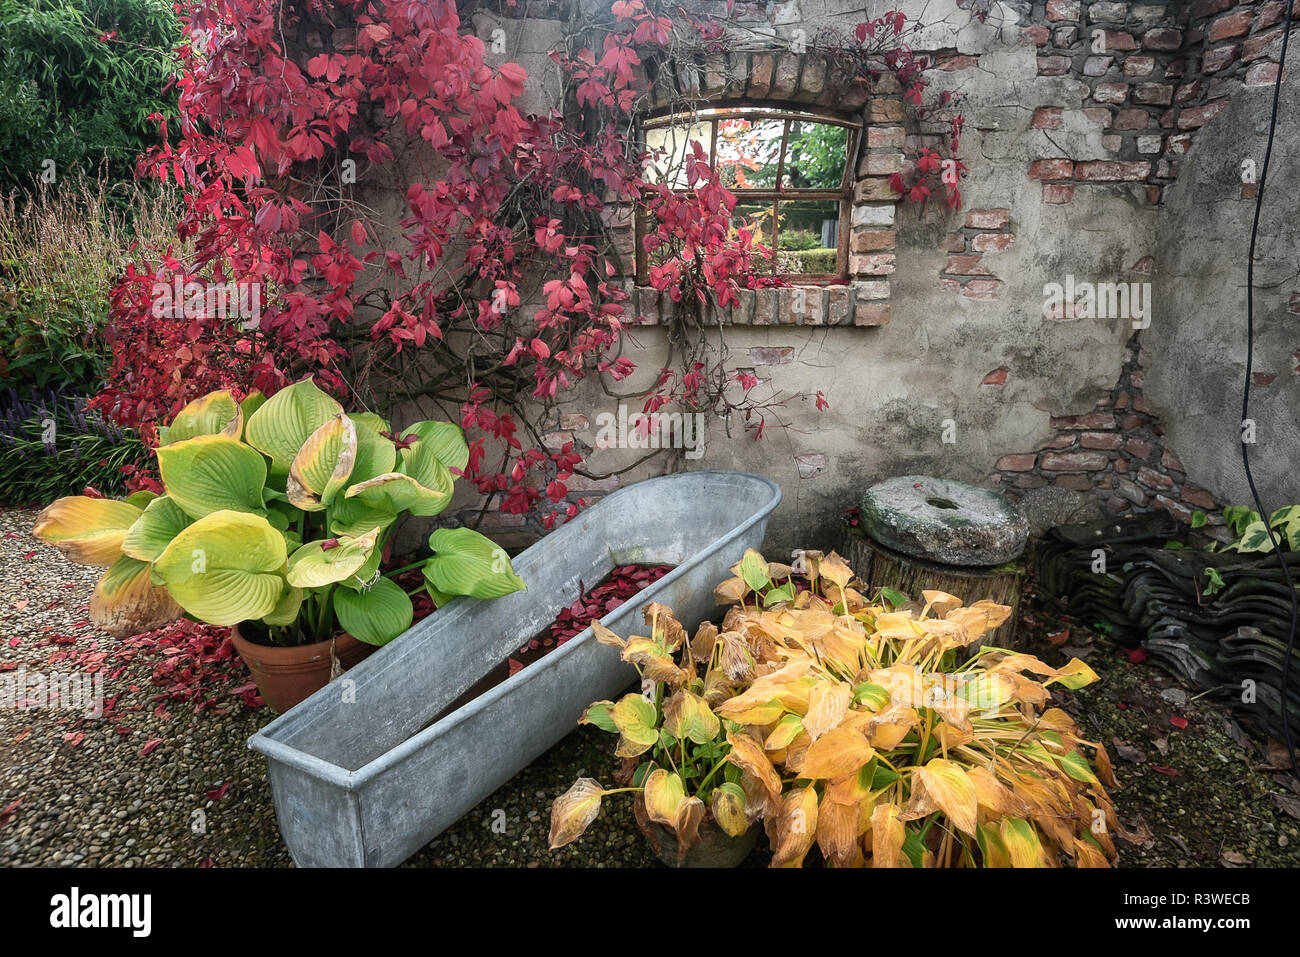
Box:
[867,126,906,148]
[851,229,896,253]
[1115,457,1130,473]
[1044,434,1077,449]
[1114,109,1152,130]
[1143,28,1183,51]
[934,54,980,71]
[749,346,794,365]
[1043,183,1076,204]
[982,367,1009,386]
[854,302,891,327]
[869,98,906,122]
[1137,135,1163,154]
[1082,431,1124,450]
[1162,449,1184,472]
[1098,30,1138,51]
[1015,475,1049,489]
[1055,473,1095,491]
[1041,451,1111,471]
[854,177,901,202]
[1084,55,1114,76]
[1209,9,1253,43]
[944,255,992,276]
[559,413,590,432]
[1046,0,1080,21]
[1246,62,1281,87]
[1254,371,1277,385]
[961,280,1001,300]
[851,253,895,276]
[1023,25,1051,46]
[943,232,967,252]
[1194,0,1235,16]
[1125,438,1154,459]
[1258,1,1288,29]
[1133,82,1174,105]
[1182,486,1216,509]
[1153,494,1193,523]
[1123,56,1156,77]
[1089,2,1128,22]
[1202,44,1239,73]
[1032,106,1064,129]
[1089,110,1117,130]
[853,204,896,227]
[748,54,774,98]
[1245,29,1283,61]
[996,453,1036,471]
[827,286,850,326]
[1115,477,1148,505]
[861,152,905,176]
[1052,412,1117,429]
[854,280,890,300]
[1075,160,1152,180]
[1038,55,1072,75]
[1030,158,1075,180]
[1178,100,1228,129]
[1093,81,1129,103]
[971,232,1016,253]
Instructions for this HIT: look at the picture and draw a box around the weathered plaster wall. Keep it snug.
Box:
[374,0,1298,553]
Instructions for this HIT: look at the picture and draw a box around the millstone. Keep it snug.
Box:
[858,475,1028,566]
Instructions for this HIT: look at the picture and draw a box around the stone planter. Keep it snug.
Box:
[246,470,781,867]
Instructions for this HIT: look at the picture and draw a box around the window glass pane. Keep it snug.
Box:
[782,122,850,190]
[731,200,777,272]
[643,120,712,188]
[774,199,840,275]
[714,116,784,190]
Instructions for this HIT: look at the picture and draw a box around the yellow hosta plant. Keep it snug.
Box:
[33,378,524,643]
[552,548,1120,868]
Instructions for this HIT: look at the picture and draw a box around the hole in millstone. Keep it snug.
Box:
[927,497,960,510]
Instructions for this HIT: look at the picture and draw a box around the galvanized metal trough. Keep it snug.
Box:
[247,470,781,867]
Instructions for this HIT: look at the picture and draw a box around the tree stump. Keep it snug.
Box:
[839,528,1024,648]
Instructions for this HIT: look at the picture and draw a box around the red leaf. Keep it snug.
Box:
[1169,715,1188,730]
[206,782,230,802]
[1126,648,1148,664]
[140,738,164,757]
[1151,765,1180,776]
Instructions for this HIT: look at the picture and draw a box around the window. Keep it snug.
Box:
[638,107,861,281]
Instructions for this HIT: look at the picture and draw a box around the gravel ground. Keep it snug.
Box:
[2,503,1298,867]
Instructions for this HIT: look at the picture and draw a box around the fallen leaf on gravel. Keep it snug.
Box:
[1271,793,1300,821]
[140,738,164,757]
[1061,645,1093,658]
[1220,850,1250,867]
[4,531,22,539]
[1113,738,1147,764]
[1266,740,1297,769]
[0,798,21,827]
[1170,715,1188,730]
[114,726,132,735]
[7,637,18,647]
[1153,735,1169,755]
[13,600,27,611]
[14,727,30,742]
[1151,765,1180,776]
[1224,719,1252,750]
[62,732,85,747]
[1119,814,1154,848]
[1046,629,1070,647]
[1126,648,1148,664]
[206,782,230,802]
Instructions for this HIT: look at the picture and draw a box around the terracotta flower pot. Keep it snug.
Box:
[231,625,375,714]
[633,793,758,868]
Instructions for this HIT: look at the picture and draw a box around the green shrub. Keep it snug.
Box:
[0,386,149,504]
[0,0,180,192]
[786,247,838,274]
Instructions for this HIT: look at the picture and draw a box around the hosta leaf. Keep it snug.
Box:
[156,435,268,519]
[764,713,805,750]
[328,494,397,537]
[261,585,304,627]
[610,693,659,757]
[739,548,771,592]
[579,700,619,733]
[398,420,470,472]
[349,412,397,485]
[1055,748,1099,784]
[910,758,979,836]
[120,495,192,563]
[711,781,749,837]
[770,785,818,868]
[423,527,525,599]
[869,803,908,868]
[162,390,242,445]
[153,510,287,626]
[238,390,266,434]
[333,576,413,646]
[999,817,1046,867]
[396,450,455,517]
[661,690,720,745]
[347,472,448,515]
[549,778,605,849]
[803,680,853,740]
[33,496,142,566]
[123,490,159,510]
[90,555,182,637]
[724,731,782,809]
[1047,657,1099,690]
[977,821,1012,868]
[286,527,381,589]
[853,681,891,710]
[799,725,875,780]
[287,413,357,511]
[244,377,343,474]
[642,768,687,827]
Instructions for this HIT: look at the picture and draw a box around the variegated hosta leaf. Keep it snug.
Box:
[120,495,192,563]
[243,377,343,474]
[346,472,448,515]
[902,758,979,836]
[817,795,864,868]
[156,434,268,519]
[287,413,357,512]
[161,390,242,445]
[769,785,818,868]
[642,768,687,827]
[661,690,720,745]
[711,782,749,838]
[548,778,605,849]
[803,680,853,740]
[90,555,183,637]
[32,496,142,566]
[798,726,875,780]
[999,817,1046,867]
[286,527,381,589]
[152,510,287,626]
[609,693,659,757]
[869,803,908,868]
[724,731,782,810]
[764,713,804,751]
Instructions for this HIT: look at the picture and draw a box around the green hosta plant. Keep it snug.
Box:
[33,378,524,643]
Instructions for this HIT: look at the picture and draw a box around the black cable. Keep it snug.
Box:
[1241,0,1298,779]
